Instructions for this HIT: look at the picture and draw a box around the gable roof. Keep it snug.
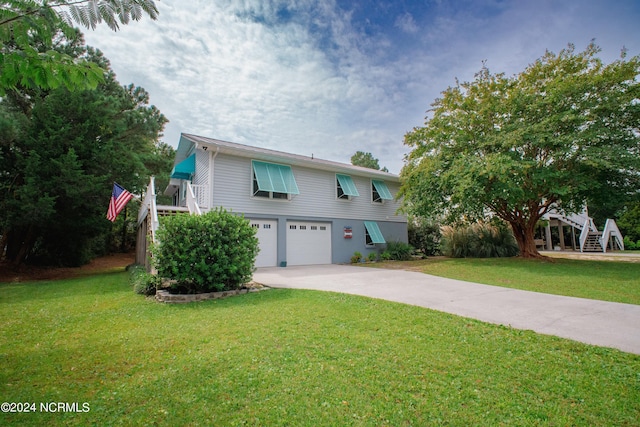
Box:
[174,133,400,182]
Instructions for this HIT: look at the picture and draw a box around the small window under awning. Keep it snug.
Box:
[372,180,393,200]
[364,221,386,244]
[170,153,195,180]
[252,160,300,194]
[336,174,359,196]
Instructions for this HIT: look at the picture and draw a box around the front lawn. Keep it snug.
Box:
[370,257,640,305]
[1,272,639,425]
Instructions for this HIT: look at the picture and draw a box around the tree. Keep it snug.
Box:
[618,202,640,243]
[0,0,158,94]
[400,43,640,258]
[0,39,169,266]
[350,151,389,172]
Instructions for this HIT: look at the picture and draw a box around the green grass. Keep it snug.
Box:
[1,272,639,426]
[371,257,640,305]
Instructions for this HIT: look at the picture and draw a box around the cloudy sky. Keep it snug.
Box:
[82,0,640,173]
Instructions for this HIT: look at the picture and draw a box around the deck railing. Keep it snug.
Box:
[190,184,208,208]
[185,182,202,215]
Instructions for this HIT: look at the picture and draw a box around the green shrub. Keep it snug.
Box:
[152,208,258,293]
[380,251,392,261]
[618,202,640,243]
[384,241,414,261]
[351,251,363,264]
[367,252,378,262]
[441,222,519,258]
[408,217,441,256]
[129,265,159,296]
[623,236,638,250]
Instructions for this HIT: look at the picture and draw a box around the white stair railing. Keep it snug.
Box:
[601,219,625,252]
[185,182,202,215]
[579,218,598,252]
[138,176,159,244]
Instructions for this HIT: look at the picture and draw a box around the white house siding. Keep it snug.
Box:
[208,152,405,223]
[194,149,209,186]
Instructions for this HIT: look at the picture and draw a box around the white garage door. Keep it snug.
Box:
[249,219,278,267]
[286,221,332,266]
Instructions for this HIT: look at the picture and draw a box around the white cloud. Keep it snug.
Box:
[82,0,640,174]
[395,12,419,34]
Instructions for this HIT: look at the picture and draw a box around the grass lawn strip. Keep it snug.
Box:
[369,257,640,306]
[1,272,639,425]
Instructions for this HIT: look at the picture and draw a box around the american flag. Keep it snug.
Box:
[107,182,133,222]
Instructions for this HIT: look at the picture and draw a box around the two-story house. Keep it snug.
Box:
[137,133,407,268]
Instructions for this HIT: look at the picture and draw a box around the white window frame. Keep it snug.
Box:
[251,169,291,201]
[336,176,352,201]
[371,180,384,204]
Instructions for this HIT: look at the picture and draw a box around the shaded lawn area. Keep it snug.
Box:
[1,272,639,426]
[369,257,640,305]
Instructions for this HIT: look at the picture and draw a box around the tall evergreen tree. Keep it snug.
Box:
[0,32,171,266]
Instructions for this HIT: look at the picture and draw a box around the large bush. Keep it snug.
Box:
[618,202,640,244]
[441,222,519,258]
[152,209,258,293]
[408,217,441,256]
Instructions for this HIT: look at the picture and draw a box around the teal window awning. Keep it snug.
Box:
[336,174,359,196]
[372,180,393,200]
[364,221,386,244]
[170,153,195,180]
[252,160,300,194]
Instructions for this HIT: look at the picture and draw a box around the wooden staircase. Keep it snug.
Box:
[544,209,625,253]
[136,178,202,271]
[582,231,603,252]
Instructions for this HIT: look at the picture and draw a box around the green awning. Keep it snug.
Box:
[372,180,393,200]
[170,153,195,180]
[364,221,386,244]
[252,160,300,194]
[336,174,359,196]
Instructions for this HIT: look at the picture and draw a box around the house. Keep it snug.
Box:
[136,133,408,269]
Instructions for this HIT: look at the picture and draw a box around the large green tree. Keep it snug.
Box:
[350,151,389,172]
[400,43,640,258]
[0,34,170,266]
[0,0,158,93]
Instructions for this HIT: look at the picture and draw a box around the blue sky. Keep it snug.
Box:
[82,0,640,173]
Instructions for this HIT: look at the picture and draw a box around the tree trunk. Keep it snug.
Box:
[509,220,545,259]
[0,229,8,262]
[13,225,37,265]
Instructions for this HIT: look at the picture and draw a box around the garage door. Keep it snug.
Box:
[249,219,278,267]
[286,221,332,266]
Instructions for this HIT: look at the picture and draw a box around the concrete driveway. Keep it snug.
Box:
[253,264,640,355]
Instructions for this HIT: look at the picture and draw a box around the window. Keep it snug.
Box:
[364,221,386,246]
[290,225,297,230]
[320,226,327,231]
[371,180,393,203]
[263,224,271,229]
[365,229,374,246]
[253,175,289,199]
[311,226,318,230]
[300,225,307,230]
[336,174,359,200]
[251,160,299,200]
[251,223,259,229]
